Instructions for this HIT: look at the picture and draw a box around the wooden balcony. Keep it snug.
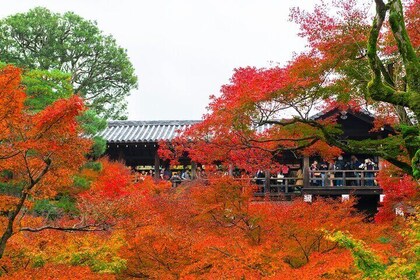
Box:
[252,170,382,198]
[155,169,383,200]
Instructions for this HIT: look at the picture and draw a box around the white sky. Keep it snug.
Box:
[1,0,316,120]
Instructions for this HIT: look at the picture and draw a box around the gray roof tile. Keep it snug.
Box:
[98,120,200,143]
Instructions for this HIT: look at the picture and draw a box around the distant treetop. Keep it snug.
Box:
[0,7,138,119]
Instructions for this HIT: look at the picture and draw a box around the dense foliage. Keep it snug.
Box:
[0,1,418,279]
[1,161,417,279]
[0,7,138,119]
[0,65,92,258]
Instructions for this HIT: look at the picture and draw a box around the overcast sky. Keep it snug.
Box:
[1,0,316,120]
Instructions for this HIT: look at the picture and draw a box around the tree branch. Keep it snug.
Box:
[367,0,418,117]
[19,224,109,233]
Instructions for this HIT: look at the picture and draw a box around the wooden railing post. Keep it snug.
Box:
[191,161,197,179]
[361,170,365,187]
[303,156,310,188]
[264,170,271,193]
[343,170,346,187]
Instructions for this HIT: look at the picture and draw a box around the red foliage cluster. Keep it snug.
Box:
[1,264,115,280]
[117,176,399,279]
[81,159,131,199]
[0,65,91,196]
[290,0,370,61]
[375,163,419,223]
[318,97,363,114]
[2,1,419,278]
[405,0,420,48]
[0,64,95,275]
[1,162,408,278]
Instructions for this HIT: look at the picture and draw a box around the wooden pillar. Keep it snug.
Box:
[303,156,310,188]
[154,151,160,180]
[191,161,197,179]
[117,146,124,161]
[228,164,233,177]
[264,169,271,193]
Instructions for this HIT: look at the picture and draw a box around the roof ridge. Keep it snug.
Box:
[97,120,201,143]
[107,120,201,127]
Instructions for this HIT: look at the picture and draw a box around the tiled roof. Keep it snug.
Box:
[99,108,377,143]
[310,108,375,120]
[98,120,200,143]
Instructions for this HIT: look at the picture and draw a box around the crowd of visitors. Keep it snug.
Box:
[131,155,378,189]
[310,155,378,187]
[253,165,304,193]
[131,167,206,184]
[251,155,378,190]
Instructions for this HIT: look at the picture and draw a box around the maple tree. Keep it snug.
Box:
[159,0,420,178]
[109,176,386,279]
[0,159,133,276]
[0,158,411,279]
[375,162,419,223]
[0,1,418,278]
[155,3,420,277]
[327,207,420,280]
[0,60,108,160]
[0,65,92,259]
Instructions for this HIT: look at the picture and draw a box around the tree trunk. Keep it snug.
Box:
[0,192,28,258]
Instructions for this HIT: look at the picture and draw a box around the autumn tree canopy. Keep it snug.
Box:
[160,0,420,177]
[0,7,138,119]
[0,65,92,258]
[0,1,418,279]
[4,168,412,279]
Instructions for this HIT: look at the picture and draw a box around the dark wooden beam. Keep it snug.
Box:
[154,152,160,180]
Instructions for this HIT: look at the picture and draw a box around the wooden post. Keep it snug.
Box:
[303,156,310,188]
[264,169,271,193]
[191,161,197,179]
[154,152,160,180]
[343,171,346,187]
[118,149,124,161]
[361,170,365,187]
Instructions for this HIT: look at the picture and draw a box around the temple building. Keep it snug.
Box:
[97,108,393,211]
